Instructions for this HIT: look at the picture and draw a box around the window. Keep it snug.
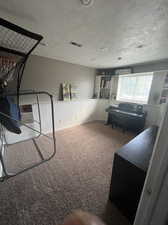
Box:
[116,73,153,104]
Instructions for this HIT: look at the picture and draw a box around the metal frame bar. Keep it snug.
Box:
[3,91,42,145]
[0,18,43,41]
[0,18,43,102]
[0,18,43,57]
[0,90,56,182]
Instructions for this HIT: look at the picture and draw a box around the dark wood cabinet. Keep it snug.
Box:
[109,126,158,223]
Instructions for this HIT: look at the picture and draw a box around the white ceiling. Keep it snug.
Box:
[0,0,168,68]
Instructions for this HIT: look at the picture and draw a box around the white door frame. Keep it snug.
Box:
[134,103,168,225]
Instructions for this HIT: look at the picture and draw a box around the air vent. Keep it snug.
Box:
[137,44,144,49]
[70,41,82,48]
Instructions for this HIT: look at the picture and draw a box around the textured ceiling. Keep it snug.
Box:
[0,0,168,68]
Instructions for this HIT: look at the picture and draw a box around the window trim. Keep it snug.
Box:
[116,72,154,105]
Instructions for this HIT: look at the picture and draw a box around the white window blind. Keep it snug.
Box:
[116,72,153,104]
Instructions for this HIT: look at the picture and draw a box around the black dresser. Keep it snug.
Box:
[106,103,146,133]
[109,126,158,223]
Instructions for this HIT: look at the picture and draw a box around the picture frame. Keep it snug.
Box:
[62,82,71,101]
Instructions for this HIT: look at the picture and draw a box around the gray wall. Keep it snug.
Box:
[132,60,168,73]
[22,55,95,100]
[19,55,97,132]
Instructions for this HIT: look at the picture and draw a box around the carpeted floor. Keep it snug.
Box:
[0,122,135,225]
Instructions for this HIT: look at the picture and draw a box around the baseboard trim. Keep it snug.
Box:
[55,119,96,132]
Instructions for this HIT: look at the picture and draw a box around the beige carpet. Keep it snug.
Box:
[0,122,134,225]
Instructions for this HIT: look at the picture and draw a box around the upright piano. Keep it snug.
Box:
[106,103,146,133]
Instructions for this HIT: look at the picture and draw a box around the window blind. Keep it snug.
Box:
[116,73,153,104]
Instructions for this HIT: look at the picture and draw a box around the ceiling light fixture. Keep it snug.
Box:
[80,0,94,6]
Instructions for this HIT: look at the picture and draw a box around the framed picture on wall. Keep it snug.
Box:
[70,84,77,100]
[62,82,71,101]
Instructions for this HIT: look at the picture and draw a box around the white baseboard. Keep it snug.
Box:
[55,119,95,132]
